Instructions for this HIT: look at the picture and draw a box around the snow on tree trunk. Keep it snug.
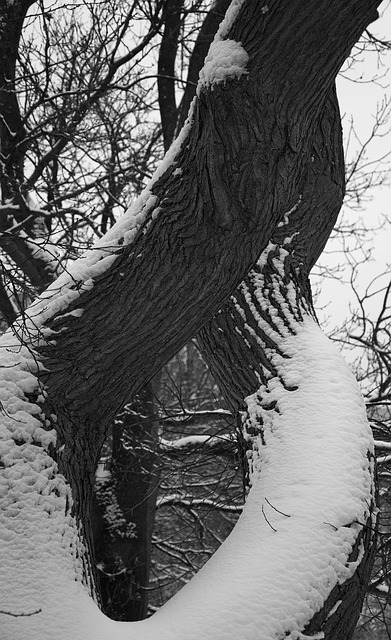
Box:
[0,0,382,638]
[196,85,377,638]
[0,268,377,639]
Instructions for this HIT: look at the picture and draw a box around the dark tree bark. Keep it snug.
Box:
[176,0,232,135]
[0,0,382,634]
[158,0,184,152]
[0,0,33,201]
[198,84,345,413]
[98,1,237,618]
[93,386,160,621]
[28,0,379,583]
[197,85,377,640]
[41,0,381,426]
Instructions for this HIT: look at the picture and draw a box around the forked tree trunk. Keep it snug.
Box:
[0,1,381,637]
[38,0,381,495]
[93,1,237,618]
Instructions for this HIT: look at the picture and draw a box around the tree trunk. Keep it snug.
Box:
[158,0,184,152]
[175,0,233,137]
[0,0,33,201]
[197,85,377,639]
[0,1,381,637]
[38,0,381,436]
[93,384,160,620]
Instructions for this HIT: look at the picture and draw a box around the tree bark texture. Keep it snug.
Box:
[38,0,381,440]
[198,84,345,412]
[0,0,382,627]
[197,86,377,639]
[13,0,379,580]
[108,1,236,615]
[175,0,232,137]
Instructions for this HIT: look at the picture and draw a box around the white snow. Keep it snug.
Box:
[0,333,90,638]
[326,600,342,619]
[277,195,303,228]
[374,439,391,450]
[376,453,391,464]
[159,433,233,450]
[156,494,242,513]
[213,0,247,40]
[0,14,375,632]
[0,309,375,639]
[197,39,249,93]
[132,317,373,640]
[0,102,195,345]
[194,0,250,95]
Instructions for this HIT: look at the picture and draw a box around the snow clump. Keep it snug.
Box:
[198,39,249,93]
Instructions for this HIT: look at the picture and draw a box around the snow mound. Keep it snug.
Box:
[198,39,249,93]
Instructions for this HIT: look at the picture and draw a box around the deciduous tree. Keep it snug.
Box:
[0,0,385,638]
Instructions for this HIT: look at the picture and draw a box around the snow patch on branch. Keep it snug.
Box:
[214,0,247,39]
[23,234,63,277]
[160,433,234,451]
[156,494,243,513]
[237,316,374,637]
[197,40,249,93]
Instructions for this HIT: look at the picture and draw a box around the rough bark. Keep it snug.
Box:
[40,0,381,426]
[197,86,377,639]
[176,0,232,135]
[24,0,378,583]
[198,83,345,412]
[0,0,382,630]
[104,2,236,616]
[96,0,189,612]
